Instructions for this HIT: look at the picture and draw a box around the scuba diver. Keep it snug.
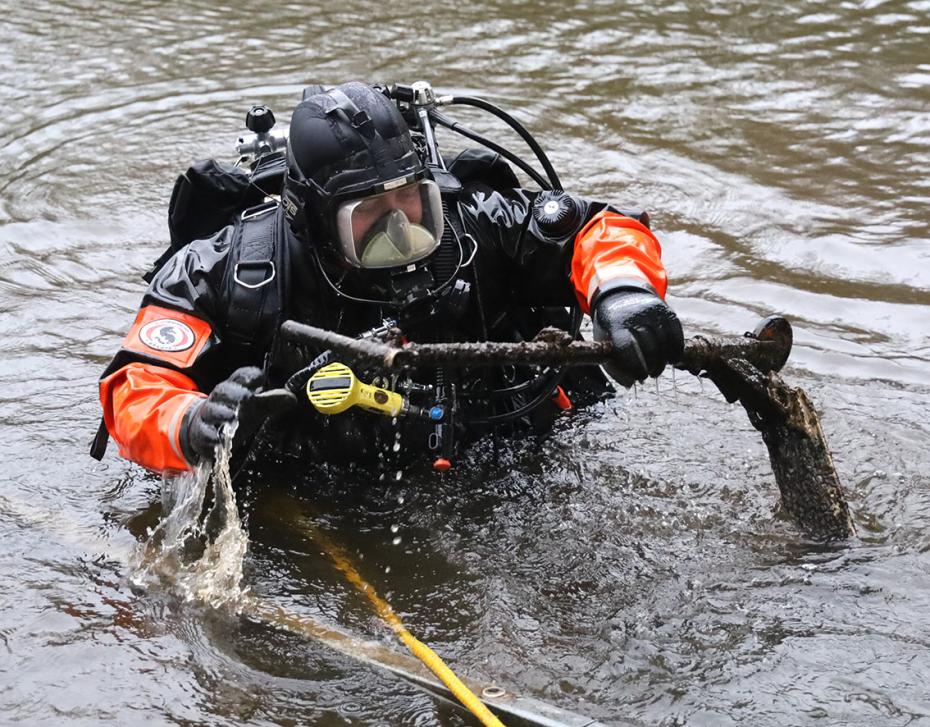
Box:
[90,81,683,475]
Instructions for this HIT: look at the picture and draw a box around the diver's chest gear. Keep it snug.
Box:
[307,363,445,421]
[140,82,621,472]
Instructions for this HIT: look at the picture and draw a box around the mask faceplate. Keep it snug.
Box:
[335,179,443,268]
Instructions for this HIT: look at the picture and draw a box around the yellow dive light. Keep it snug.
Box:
[306,363,446,421]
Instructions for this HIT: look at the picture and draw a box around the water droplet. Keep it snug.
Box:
[392,442,401,452]
[392,536,402,546]
[395,470,403,481]
[384,566,391,573]
[397,495,405,505]
[390,524,400,533]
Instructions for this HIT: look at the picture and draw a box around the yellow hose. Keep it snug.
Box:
[307,522,505,727]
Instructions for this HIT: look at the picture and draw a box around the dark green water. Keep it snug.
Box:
[1,1,929,724]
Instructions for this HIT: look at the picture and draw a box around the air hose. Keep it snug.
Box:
[445,95,562,190]
[430,109,552,189]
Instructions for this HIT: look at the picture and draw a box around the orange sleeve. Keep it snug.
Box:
[99,305,214,473]
[100,362,206,474]
[569,210,668,314]
[121,304,213,368]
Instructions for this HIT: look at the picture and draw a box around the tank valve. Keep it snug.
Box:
[236,104,288,161]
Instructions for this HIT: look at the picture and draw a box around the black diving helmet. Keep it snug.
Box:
[283,82,443,271]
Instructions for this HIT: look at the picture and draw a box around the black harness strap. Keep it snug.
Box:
[224,202,283,348]
[89,417,109,461]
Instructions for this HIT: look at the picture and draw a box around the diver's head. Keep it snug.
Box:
[283,82,443,271]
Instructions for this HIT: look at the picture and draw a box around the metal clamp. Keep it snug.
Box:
[234,261,276,289]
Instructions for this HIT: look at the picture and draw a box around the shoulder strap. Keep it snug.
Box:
[224,203,285,348]
[89,417,109,460]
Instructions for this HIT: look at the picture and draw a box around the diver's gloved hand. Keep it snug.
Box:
[180,367,265,464]
[593,288,684,387]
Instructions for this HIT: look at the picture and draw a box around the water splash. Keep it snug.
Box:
[131,424,249,610]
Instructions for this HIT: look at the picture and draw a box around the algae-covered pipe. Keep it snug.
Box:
[278,319,793,375]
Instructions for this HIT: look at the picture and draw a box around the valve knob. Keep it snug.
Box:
[245,105,276,134]
[532,191,581,238]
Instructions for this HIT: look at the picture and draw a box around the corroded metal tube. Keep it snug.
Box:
[278,319,793,374]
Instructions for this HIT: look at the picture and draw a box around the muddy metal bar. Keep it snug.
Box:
[278,317,793,374]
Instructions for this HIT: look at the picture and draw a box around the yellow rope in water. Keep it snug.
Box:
[306,523,505,727]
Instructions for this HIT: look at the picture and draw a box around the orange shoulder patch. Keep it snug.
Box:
[122,305,212,369]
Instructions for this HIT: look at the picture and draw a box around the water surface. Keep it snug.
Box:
[1,1,929,724]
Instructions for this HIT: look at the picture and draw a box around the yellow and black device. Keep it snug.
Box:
[306,363,447,422]
[306,363,404,416]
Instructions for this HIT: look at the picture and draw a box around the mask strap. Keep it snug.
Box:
[325,87,391,172]
[326,88,375,138]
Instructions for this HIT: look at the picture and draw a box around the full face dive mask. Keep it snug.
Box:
[335,179,443,269]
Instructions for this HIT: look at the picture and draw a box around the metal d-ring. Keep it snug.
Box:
[234,261,276,289]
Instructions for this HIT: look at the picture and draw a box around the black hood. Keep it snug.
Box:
[282,82,425,252]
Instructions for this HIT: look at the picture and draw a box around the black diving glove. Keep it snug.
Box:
[180,366,265,464]
[593,288,684,388]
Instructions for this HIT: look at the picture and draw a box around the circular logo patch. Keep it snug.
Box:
[139,319,196,352]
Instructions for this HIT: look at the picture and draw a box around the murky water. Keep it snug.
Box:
[2,1,929,724]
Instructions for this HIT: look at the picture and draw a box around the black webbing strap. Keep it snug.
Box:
[225,203,281,347]
[89,417,109,460]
